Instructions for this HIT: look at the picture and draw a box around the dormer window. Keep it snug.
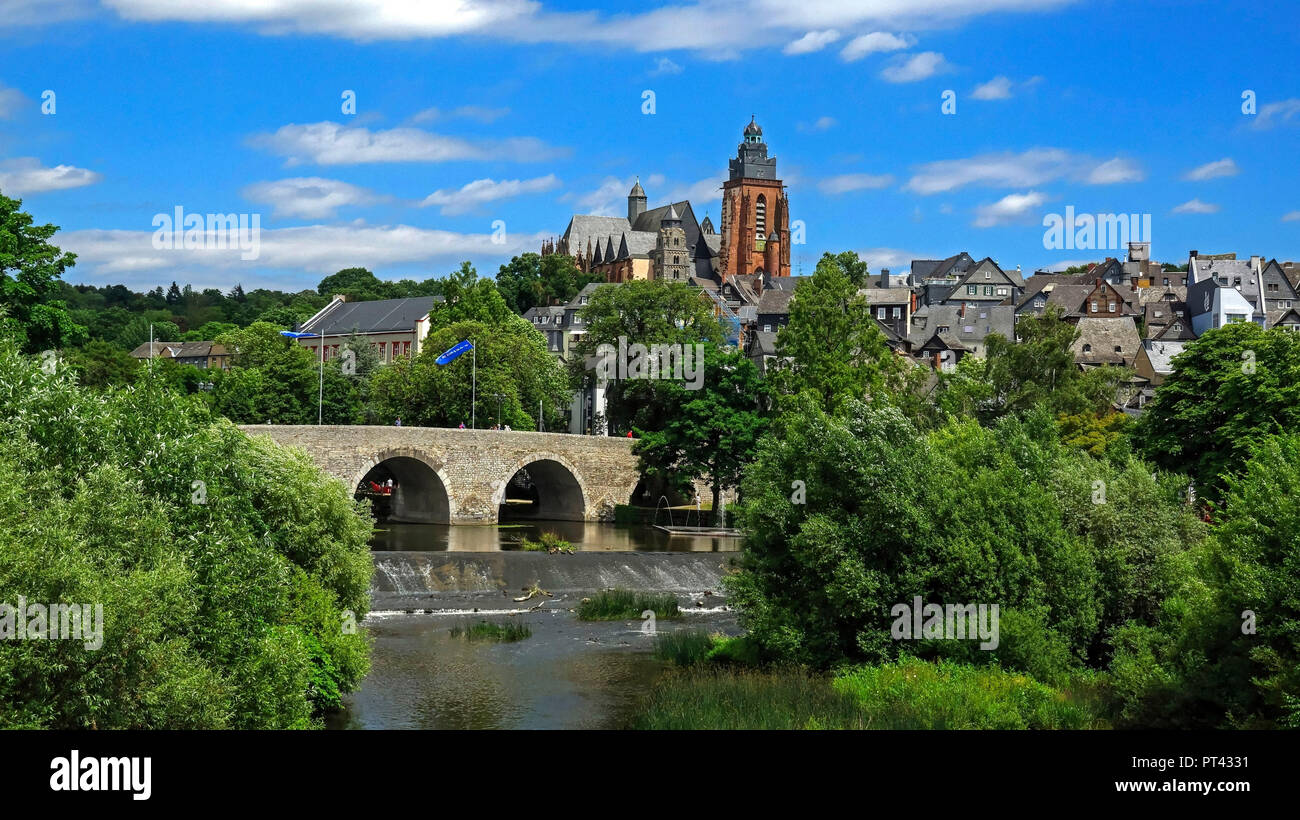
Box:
[1083,343,1092,353]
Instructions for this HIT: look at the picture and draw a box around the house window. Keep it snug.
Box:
[892,307,901,318]
[984,286,994,296]
[1163,277,1170,286]
[878,307,886,320]
[996,288,1008,296]
[985,271,992,279]
[1108,301,1116,312]
[1091,300,1099,312]
[378,342,387,361]
[967,285,977,295]
[1114,345,1122,353]
[1171,323,1180,332]
[1082,343,1092,353]
[763,324,772,332]
[938,325,950,333]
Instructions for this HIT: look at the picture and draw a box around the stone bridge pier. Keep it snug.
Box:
[238,425,645,524]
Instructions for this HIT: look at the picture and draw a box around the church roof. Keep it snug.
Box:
[563,214,632,253]
[629,177,645,197]
[620,231,658,257]
[744,116,762,137]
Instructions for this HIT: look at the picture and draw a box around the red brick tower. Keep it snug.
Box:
[719,117,790,281]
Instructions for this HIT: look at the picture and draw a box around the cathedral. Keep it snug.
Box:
[542,117,792,284]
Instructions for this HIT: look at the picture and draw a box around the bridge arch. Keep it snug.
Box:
[350,447,452,524]
[494,452,588,522]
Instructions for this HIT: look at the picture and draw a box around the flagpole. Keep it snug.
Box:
[471,342,476,430]
[318,335,324,425]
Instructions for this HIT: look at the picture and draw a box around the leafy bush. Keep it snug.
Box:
[0,334,373,728]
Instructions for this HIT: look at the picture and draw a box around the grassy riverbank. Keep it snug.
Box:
[631,635,1106,729]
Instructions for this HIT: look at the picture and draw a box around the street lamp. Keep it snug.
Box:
[493,392,504,428]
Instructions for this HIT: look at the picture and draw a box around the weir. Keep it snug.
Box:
[370,551,732,611]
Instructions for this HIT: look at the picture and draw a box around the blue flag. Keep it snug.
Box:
[435,339,474,365]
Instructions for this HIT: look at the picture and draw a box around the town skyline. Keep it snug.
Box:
[1,0,1297,294]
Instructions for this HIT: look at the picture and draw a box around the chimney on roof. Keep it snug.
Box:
[960,302,966,318]
[1190,250,1198,258]
[880,268,889,289]
[1250,255,1261,269]
[332,294,348,303]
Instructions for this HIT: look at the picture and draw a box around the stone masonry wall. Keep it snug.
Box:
[238,425,643,523]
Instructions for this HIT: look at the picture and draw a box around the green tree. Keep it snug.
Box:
[0,333,373,728]
[316,267,393,302]
[771,252,898,414]
[634,345,770,513]
[568,279,725,433]
[430,262,514,329]
[64,340,142,388]
[0,192,87,352]
[370,317,571,429]
[942,306,1128,423]
[1134,322,1300,502]
[496,252,602,314]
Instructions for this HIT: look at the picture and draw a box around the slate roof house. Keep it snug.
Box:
[1135,339,1188,387]
[908,302,1016,369]
[294,294,443,364]
[129,340,231,370]
[1072,316,1142,368]
[1186,254,1262,335]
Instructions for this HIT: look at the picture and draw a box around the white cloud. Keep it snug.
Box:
[818,173,894,194]
[857,246,924,270]
[569,176,638,217]
[59,222,550,283]
[971,76,1012,100]
[1251,97,1300,130]
[839,31,911,61]
[797,115,837,133]
[1172,198,1219,214]
[1182,157,1239,181]
[973,190,1047,227]
[421,174,561,215]
[1283,211,1300,222]
[241,177,385,219]
[969,75,1042,100]
[0,83,27,118]
[880,51,950,83]
[411,105,510,124]
[650,56,683,75]
[248,121,564,166]
[1086,157,1144,184]
[96,1,1078,53]
[0,157,102,194]
[784,29,839,55]
[905,148,1144,194]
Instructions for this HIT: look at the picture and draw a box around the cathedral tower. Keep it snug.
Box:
[654,203,690,281]
[718,117,790,281]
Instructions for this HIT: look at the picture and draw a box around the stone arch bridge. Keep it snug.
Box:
[239,425,647,524]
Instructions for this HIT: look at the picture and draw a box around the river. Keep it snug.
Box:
[327,522,741,730]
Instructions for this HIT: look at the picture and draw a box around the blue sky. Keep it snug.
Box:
[1,0,1297,293]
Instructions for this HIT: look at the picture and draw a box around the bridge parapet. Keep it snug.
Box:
[237,425,642,523]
